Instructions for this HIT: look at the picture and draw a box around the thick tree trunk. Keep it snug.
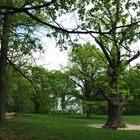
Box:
[103,99,126,129]
[0,13,9,122]
[104,66,126,128]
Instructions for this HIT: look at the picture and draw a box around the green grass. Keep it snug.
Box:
[1,113,140,140]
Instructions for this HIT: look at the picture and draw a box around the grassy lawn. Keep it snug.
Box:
[0,114,140,140]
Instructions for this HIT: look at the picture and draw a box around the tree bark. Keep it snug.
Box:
[86,103,92,118]
[104,67,126,128]
[103,100,126,128]
[0,13,9,122]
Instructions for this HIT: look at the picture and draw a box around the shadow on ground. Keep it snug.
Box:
[0,129,23,140]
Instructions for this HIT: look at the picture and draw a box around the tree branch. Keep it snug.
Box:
[25,10,109,35]
[0,0,57,15]
[126,51,140,65]
[70,77,85,95]
[121,99,133,107]
[5,55,39,95]
[0,1,139,36]
[97,87,111,102]
[89,33,113,67]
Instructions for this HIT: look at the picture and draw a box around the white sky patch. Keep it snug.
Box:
[34,37,68,70]
[56,12,79,29]
[129,40,140,66]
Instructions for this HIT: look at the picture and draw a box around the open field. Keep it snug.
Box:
[1,114,140,140]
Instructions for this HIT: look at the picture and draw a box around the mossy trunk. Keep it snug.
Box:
[104,66,126,128]
[103,101,126,128]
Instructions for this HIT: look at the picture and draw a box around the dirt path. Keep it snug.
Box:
[6,112,16,119]
[86,124,140,130]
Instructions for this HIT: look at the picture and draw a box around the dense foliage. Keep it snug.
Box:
[6,66,79,114]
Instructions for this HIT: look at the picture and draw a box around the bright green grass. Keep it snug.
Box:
[1,114,140,140]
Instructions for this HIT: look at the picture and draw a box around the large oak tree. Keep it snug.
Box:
[0,0,140,128]
[76,0,140,128]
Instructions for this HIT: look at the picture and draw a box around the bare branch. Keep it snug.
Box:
[126,51,140,65]
[111,20,140,32]
[70,77,85,96]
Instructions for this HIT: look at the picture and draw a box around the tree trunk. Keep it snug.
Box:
[86,103,92,118]
[0,13,9,122]
[61,95,65,112]
[52,96,58,113]
[103,98,126,129]
[104,66,126,128]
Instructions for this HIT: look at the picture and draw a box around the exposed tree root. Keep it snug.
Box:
[102,121,126,129]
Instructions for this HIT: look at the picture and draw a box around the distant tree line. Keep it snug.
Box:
[5,44,140,117]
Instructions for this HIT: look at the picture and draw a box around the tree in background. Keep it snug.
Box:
[68,43,107,118]
[16,66,78,114]
[47,70,77,112]
[6,69,34,113]
[123,64,140,115]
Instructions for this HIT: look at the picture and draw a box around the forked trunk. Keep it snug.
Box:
[103,101,126,129]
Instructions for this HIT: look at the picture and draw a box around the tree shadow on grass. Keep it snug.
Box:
[0,129,24,140]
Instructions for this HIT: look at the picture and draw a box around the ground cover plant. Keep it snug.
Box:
[1,113,140,140]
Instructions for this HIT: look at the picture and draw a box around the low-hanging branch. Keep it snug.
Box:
[5,54,39,96]
[25,10,140,35]
[25,10,109,35]
[0,1,140,36]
